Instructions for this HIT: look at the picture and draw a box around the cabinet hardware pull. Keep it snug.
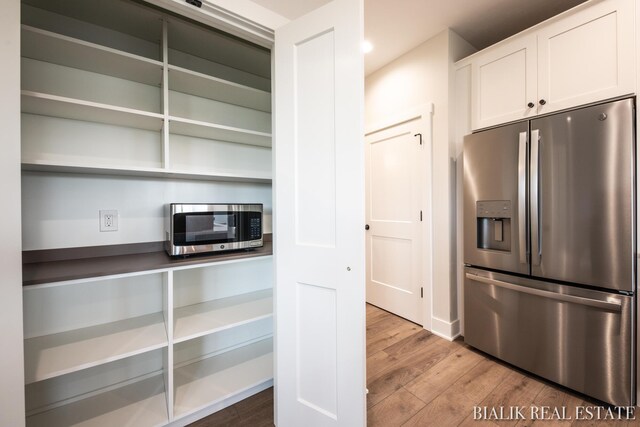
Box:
[539,99,547,105]
[527,102,535,108]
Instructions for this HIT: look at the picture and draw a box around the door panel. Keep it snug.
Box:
[274,0,365,425]
[465,267,634,407]
[531,98,634,291]
[472,34,536,130]
[365,119,423,324]
[294,29,336,248]
[463,121,529,275]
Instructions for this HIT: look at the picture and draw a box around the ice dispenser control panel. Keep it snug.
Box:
[477,200,512,218]
[476,200,511,252]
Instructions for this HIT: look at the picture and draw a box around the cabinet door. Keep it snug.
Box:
[537,0,635,115]
[274,0,366,425]
[472,34,537,130]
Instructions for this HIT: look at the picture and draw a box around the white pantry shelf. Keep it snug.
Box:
[173,338,273,418]
[169,116,272,147]
[21,160,272,183]
[21,25,163,86]
[168,64,271,112]
[24,312,168,384]
[26,374,169,427]
[21,161,166,179]
[174,289,273,343]
[22,91,164,131]
[164,168,272,183]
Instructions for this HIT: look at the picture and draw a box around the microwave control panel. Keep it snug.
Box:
[249,216,262,239]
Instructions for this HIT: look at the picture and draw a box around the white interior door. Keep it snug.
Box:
[274,0,365,426]
[365,114,428,325]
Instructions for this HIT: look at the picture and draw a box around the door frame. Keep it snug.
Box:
[365,104,434,331]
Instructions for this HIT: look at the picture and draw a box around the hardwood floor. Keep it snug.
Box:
[191,304,636,426]
[188,387,274,426]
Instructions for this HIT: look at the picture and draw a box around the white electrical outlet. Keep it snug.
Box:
[100,210,118,232]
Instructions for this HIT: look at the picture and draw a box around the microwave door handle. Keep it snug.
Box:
[518,131,527,264]
[530,128,541,266]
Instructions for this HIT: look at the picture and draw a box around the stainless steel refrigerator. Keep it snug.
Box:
[463,98,636,406]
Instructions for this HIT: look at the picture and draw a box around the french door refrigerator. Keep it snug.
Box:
[463,98,636,406]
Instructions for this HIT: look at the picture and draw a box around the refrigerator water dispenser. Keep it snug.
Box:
[476,200,511,252]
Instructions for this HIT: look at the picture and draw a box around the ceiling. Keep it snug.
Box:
[251,0,587,75]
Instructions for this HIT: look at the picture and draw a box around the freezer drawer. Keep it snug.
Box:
[464,267,634,406]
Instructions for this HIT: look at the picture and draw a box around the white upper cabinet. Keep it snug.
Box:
[472,34,537,130]
[536,0,635,115]
[470,0,635,130]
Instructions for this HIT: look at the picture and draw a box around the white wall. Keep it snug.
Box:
[0,0,26,425]
[365,29,474,338]
[366,31,447,128]
[22,172,273,250]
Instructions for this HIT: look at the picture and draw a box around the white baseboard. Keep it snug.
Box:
[430,316,460,341]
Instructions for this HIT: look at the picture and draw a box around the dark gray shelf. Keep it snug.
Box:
[23,235,272,286]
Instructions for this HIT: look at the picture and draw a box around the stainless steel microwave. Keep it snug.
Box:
[165,203,263,256]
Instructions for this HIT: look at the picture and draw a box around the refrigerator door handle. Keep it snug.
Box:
[530,128,541,266]
[465,273,622,311]
[518,132,527,264]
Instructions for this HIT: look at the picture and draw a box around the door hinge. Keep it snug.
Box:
[420,210,423,221]
[420,287,423,298]
[414,133,422,145]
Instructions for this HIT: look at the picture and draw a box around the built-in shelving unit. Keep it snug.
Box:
[20,0,272,182]
[23,248,273,426]
[20,0,274,425]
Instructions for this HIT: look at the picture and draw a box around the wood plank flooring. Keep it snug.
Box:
[188,387,274,426]
[190,304,636,426]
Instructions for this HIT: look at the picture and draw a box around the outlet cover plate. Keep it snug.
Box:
[100,210,118,232]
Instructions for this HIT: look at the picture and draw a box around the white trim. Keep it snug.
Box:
[365,103,434,136]
[143,0,277,47]
[430,317,460,341]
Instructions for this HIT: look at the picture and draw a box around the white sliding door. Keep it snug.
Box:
[274,0,365,425]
